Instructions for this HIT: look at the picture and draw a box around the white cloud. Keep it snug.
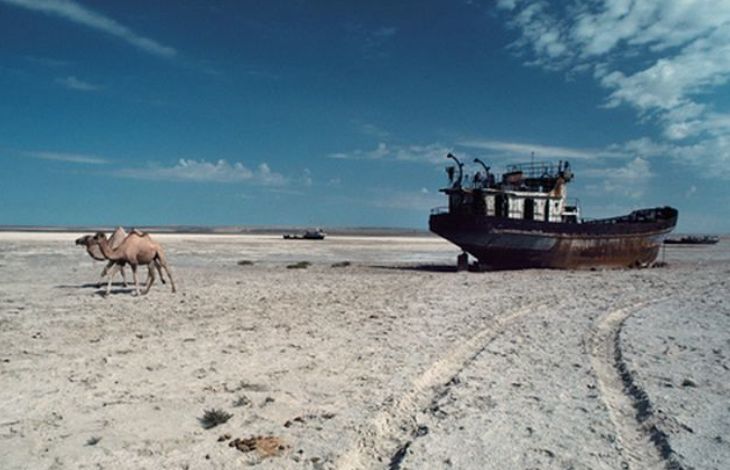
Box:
[582,157,652,199]
[393,143,459,164]
[458,139,627,160]
[1,0,176,58]
[115,159,287,185]
[498,0,730,177]
[301,168,313,187]
[369,188,443,211]
[56,75,100,91]
[354,121,390,139]
[328,142,458,165]
[328,142,389,160]
[28,150,109,164]
[615,136,730,178]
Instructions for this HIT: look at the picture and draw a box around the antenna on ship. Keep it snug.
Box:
[473,158,490,186]
[473,158,490,175]
[446,153,464,187]
[531,151,535,174]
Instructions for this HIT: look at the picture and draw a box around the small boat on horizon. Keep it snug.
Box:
[664,235,719,245]
[429,154,678,269]
[282,228,326,240]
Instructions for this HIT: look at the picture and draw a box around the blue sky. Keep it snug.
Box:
[1,0,728,232]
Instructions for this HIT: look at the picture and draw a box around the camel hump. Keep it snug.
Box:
[131,228,149,237]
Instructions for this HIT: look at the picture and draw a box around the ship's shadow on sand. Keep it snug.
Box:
[370,264,511,273]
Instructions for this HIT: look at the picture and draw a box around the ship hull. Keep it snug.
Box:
[429,208,678,269]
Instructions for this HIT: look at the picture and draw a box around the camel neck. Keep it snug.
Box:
[98,238,122,261]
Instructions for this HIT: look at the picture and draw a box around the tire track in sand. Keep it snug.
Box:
[590,300,684,470]
[336,302,545,470]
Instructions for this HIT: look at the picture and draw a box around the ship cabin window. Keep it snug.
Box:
[485,195,495,216]
[524,198,535,221]
[545,200,562,223]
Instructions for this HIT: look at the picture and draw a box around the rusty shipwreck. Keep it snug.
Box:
[429,154,678,269]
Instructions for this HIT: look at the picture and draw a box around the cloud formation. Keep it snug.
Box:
[28,150,109,164]
[328,142,458,165]
[458,139,627,160]
[368,188,443,211]
[1,0,176,58]
[56,75,100,91]
[498,0,730,177]
[582,157,653,199]
[115,159,286,185]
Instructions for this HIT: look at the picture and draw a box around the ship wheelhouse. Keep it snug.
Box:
[439,154,579,224]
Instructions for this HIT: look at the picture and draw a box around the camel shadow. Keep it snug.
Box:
[56,282,131,289]
[95,288,136,297]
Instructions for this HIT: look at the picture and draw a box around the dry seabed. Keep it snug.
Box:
[0,233,728,469]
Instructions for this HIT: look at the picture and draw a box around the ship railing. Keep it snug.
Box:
[505,161,558,178]
[430,206,449,215]
[564,198,580,212]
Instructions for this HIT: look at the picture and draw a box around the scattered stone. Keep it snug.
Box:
[681,378,697,388]
[287,261,311,269]
[218,433,232,442]
[229,436,288,458]
[233,396,251,407]
[284,416,305,428]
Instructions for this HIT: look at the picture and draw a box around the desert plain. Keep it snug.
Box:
[0,232,728,469]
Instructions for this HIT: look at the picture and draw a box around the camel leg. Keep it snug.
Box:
[159,258,176,293]
[105,263,118,296]
[119,263,129,287]
[99,260,115,288]
[131,265,140,296]
[156,260,166,284]
[142,264,155,295]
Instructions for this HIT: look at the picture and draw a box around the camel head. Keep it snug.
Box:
[92,232,108,244]
[75,235,94,246]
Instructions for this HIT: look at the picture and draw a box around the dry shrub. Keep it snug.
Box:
[199,408,232,429]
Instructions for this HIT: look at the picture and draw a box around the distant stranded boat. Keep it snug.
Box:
[664,235,719,245]
[282,228,326,240]
[429,154,678,269]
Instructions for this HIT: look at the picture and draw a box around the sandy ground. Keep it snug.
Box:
[0,232,728,469]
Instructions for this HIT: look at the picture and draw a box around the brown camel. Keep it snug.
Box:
[76,227,167,288]
[75,227,130,287]
[91,230,176,296]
